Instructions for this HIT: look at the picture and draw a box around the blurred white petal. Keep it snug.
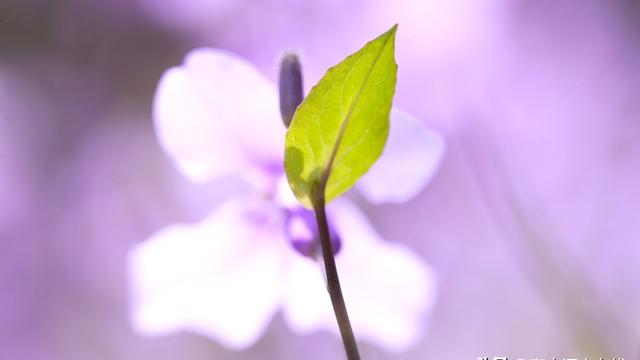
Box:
[282,199,437,352]
[128,199,287,349]
[153,48,284,183]
[357,109,445,204]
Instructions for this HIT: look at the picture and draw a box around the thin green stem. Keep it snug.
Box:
[313,196,360,360]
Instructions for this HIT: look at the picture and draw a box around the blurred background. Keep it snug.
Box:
[1,0,639,359]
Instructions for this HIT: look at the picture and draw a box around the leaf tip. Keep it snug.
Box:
[382,24,398,48]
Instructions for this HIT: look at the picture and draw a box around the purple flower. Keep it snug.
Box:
[127,49,445,352]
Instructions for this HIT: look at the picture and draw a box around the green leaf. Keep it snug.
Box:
[284,25,398,208]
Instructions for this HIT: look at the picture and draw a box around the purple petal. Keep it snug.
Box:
[357,109,445,204]
[282,199,437,352]
[153,49,284,184]
[128,198,287,349]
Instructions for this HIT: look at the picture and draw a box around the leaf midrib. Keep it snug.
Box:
[316,27,396,196]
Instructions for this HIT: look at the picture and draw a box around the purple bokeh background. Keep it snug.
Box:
[1,0,639,359]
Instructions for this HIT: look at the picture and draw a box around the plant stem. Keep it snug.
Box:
[313,196,361,360]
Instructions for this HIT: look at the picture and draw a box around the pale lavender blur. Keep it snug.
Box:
[1,0,639,359]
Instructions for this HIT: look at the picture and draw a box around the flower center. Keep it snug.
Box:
[284,207,341,259]
[273,174,341,259]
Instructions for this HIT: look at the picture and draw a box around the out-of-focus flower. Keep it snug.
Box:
[0,69,40,228]
[135,0,238,33]
[128,49,445,352]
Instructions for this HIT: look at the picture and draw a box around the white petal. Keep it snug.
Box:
[282,199,437,352]
[357,109,445,204]
[128,199,287,349]
[154,48,284,183]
